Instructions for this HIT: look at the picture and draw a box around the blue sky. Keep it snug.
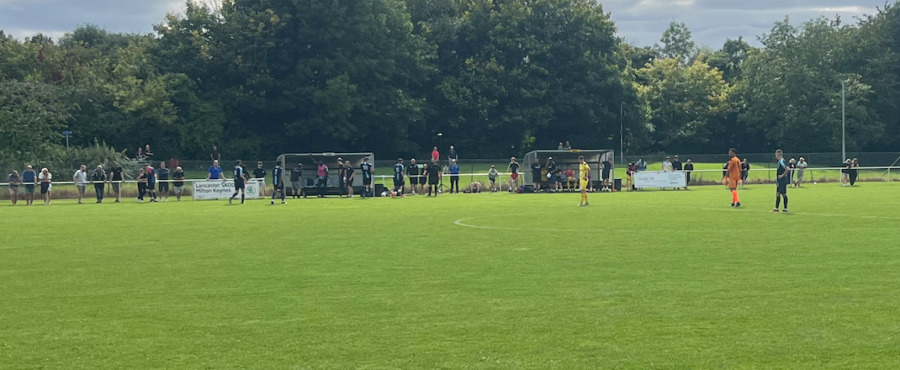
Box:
[0,0,886,47]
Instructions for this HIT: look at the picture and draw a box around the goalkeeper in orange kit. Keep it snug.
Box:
[727,148,742,208]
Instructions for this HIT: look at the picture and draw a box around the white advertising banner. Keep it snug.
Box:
[634,171,686,188]
[192,180,260,200]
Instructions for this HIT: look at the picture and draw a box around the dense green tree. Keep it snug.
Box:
[656,21,696,64]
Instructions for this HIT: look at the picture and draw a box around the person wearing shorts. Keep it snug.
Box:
[73,165,88,204]
[290,163,303,198]
[8,170,21,206]
[230,160,247,204]
[38,167,52,206]
[21,165,37,205]
[271,162,285,205]
[361,157,373,197]
[344,161,355,198]
[795,157,807,187]
[407,158,421,195]
[157,161,170,201]
[109,162,124,203]
[145,165,158,202]
[578,156,590,206]
[773,149,790,213]
[426,160,441,196]
[506,157,520,192]
[173,167,185,201]
[531,158,543,192]
[601,158,612,192]
[488,165,499,192]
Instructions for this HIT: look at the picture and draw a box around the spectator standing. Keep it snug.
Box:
[601,157,612,191]
[109,162,124,203]
[344,161,355,198]
[290,163,303,198]
[488,165,499,192]
[662,157,673,172]
[788,158,797,186]
[73,165,88,204]
[407,158,421,195]
[795,157,808,187]
[316,161,328,198]
[253,162,267,197]
[431,147,440,163]
[449,159,460,193]
[684,160,694,190]
[564,141,572,150]
[38,168,52,206]
[173,166,185,201]
[636,158,647,172]
[740,159,750,188]
[546,157,559,192]
[841,159,851,186]
[507,157,520,192]
[672,156,683,190]
[145,164,158,202]
[336,158,346,198]
[136,147,144,162]
[849,158,860,186]
[531,158,543,192]
[22,165,37,206]
[625,163,635,191]
[210,145,221,162]
[448,146,459,163]
[557,142,564,150]
[136,169,148,202]
[90,165,106,203]
[207,160,225,180]
[8,170,20,206]
[144,144,154,164]
[158,162,170,202]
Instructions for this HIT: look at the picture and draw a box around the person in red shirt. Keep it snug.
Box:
[727,148,742,207]
[431,146,440,162]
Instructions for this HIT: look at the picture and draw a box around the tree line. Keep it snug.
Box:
[1,0,899,163]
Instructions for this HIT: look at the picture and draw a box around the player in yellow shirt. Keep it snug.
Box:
[578,156,591,207]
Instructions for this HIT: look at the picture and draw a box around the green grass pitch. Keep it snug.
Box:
[2,183,899,369]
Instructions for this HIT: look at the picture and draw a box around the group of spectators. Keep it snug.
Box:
[5,161,186,206]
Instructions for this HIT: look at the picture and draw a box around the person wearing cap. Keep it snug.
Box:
[73,164,88,204]
[361,156,373,197]
[253,161,267,197]
[506,157,520,192]
[531,158,543,192]
[672,155,683,190]
[488,165,499,192]
[90,165,107,203]
[546,157,559,192]
[448,159,460,193]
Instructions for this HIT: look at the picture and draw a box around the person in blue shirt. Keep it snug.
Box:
[207,160,226,180]
[392,158,405,196]
[773,149,790,213]
[21,165,37,206]
[271,162,285,205]
[449,159,460,193]
[230,160,247,205]
[360,157,373,197]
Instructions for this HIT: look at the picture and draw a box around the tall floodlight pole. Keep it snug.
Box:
[620,102,625,164]
[841,80,846,161]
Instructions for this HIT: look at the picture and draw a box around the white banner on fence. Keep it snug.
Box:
[634,171,687,188]
[192,180,260,200]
